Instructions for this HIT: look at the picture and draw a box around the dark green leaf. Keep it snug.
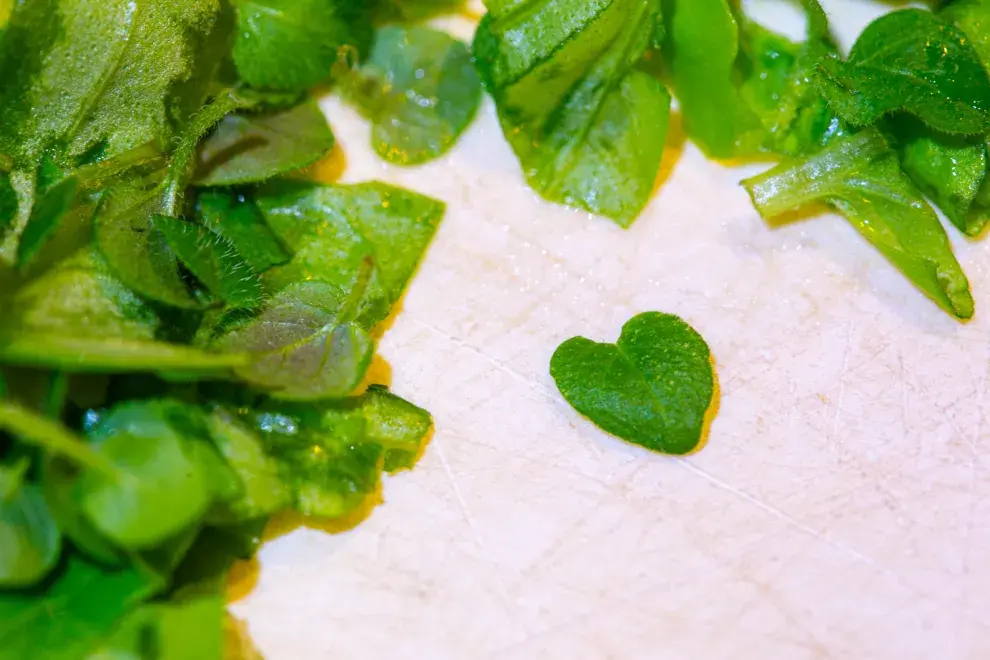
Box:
[10,143,164,268]
[195,99,335,186]
[169,0,239,132]
[171,521,267,598]
[152,215,262,309]
[232,0,372,93]
[0,554,159,660]
[79,402,216,549]
[196,191,291,273]
[0,172,16,235]
[0,470,61,588]
[15,176,80,267]
[347,26,481,165]
[135,524,203,585]
[257,181,444,328]
[743,129,974,319]
[474,0,669,225]
[550,312,716,455]
[815,9,990,134]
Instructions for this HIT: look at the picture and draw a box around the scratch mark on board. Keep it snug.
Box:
[678,459,882,572]
[829,322,854,443]
[409,317,556,398]
[433,437,483,547]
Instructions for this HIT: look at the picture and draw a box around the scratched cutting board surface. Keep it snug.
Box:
[230,1,990,658]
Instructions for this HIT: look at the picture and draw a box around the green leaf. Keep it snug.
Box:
[152,214,262,309]
[894,119,990,237]
[944,0,990,66]
[0,553,159,660]
[0,0,219,167]
[664,0,761,158]
[210,183,446,399]
[256,181,444,328]
[232,0,372,93]
[214,284,376,400]
[473,0,669,225]
[0,470,61,588]
[550,312,716,455]
[231,387,430,518]
[743,129,974,320]
[15,176,81,267]
[346,26,481,165]
[91,89,259,310]
[815,9,990,135]
[247,403,380,518]
[169,0,238,133]
[890,0,990,237]
[95,173,200,309]
[196,191,291,273]
[363,385,432,472]
[0,250,247,372]
[88,595,225,660]
[195,99,336,186]
[205,407,291,523]
[735,2,845,157]
[79,401,216,549]
[12,144,165,268]
[41,457,123,567]
[2,250,158,341]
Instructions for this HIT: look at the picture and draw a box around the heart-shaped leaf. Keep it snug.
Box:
[550,312,716,455]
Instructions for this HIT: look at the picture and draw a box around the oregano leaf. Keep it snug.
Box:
[550,312,717,455]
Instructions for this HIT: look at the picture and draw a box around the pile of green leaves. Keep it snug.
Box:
[4,0,990,655]
[0,0,477,657]
[473,0,990,320]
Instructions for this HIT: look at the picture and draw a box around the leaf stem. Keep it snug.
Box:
[741,128,889,218]
[337,256,374,324]
[163,90,254,217]
[0,401,118,477]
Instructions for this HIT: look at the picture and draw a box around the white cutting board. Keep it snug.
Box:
[230,2,990,658]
